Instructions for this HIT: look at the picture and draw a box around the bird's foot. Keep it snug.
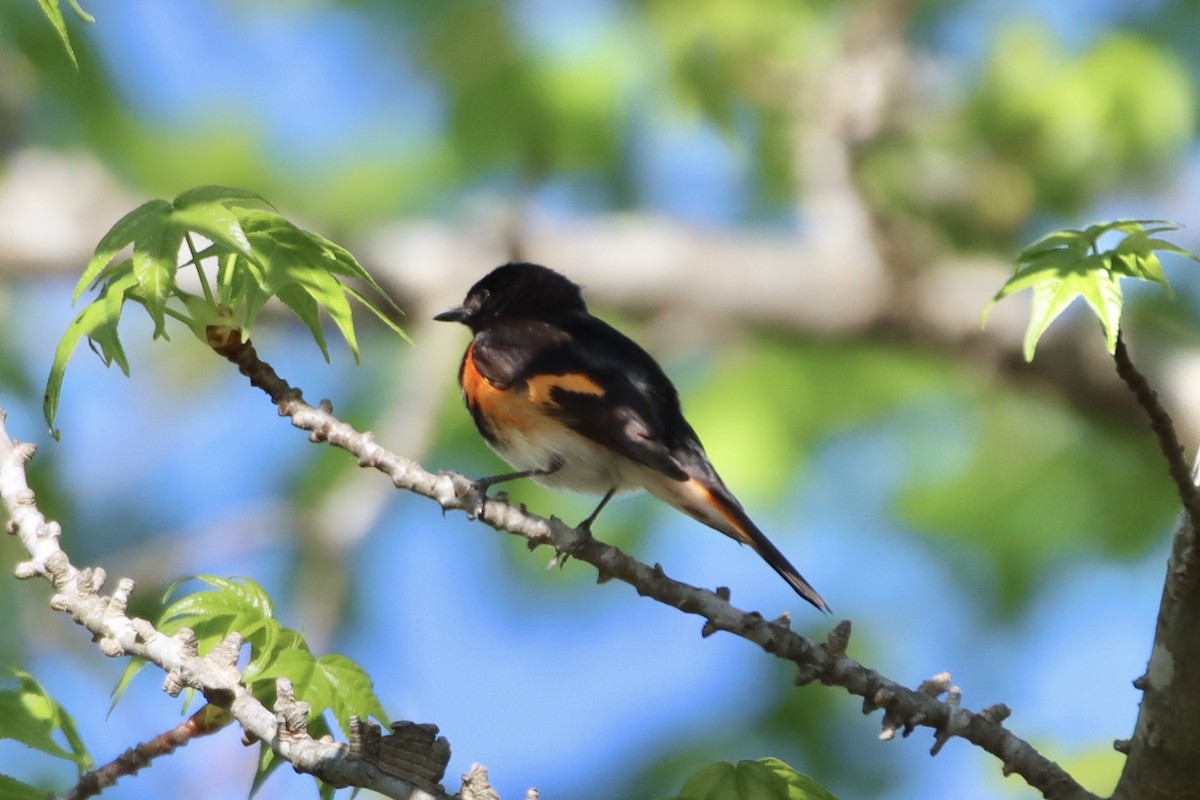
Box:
[463,478,511,520]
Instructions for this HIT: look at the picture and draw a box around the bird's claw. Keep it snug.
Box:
[452,476,489,520]
[462,476,513,520]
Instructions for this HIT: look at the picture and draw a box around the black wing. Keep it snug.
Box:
[471,315,690,480]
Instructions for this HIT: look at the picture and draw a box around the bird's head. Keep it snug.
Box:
[434,262,587,330]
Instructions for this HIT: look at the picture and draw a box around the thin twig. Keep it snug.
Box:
[1113,331,1200,560]
[57,705,230,800]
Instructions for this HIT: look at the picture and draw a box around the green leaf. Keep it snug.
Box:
[0,774,49,800]
[51,186,407,435]
[344,283,411,343]
[758,759,838,800]
[130,219,180,339]
[309,654,387,736]
[108,575,386,751]
[160,576,275,622]
[237,208,404,362]
[157,576,279,660]
[250,741,286,798]
[173,184,275,214]
[985,219,1199,360]
[669,759,835,800]
[110,657,148,713]
[0,667,92,773]
[247,644,316,690]
[75,200,171,303]
[36,0,79,67]
[65,0,94,23]
[44,268,138,437]
[169,200,251,259]
[1016,229,1089,262]
[1020,255,1122,360]
[276,284,331,361]
[114,577,280,712]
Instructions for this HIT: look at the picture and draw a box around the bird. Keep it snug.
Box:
[434,262,829,612]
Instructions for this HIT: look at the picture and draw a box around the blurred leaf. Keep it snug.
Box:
[1056,744,1124,798]
[760,759,838,800]
[0,666,91,772]
[687,339,952,500]
[667,759,837,800]
[897,389,1178,611]
[0,774,48,800]
[35,0,85,67]
[250,742,284,799]
[969,28,1194,213]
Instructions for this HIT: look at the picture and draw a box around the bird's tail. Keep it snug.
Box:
[648,473,830,613]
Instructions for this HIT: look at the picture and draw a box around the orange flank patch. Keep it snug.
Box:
[526,372,605,405]
[461,342,537,432]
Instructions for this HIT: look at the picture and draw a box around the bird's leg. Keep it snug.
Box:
[466,456,564,518]
[551,486,617,571]
[578,487,616,533]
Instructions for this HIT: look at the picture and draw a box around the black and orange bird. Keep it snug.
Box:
[435,263,829,612]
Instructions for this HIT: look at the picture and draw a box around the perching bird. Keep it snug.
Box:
[435,263,828,612]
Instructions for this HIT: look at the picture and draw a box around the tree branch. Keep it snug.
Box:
[0,410,467,800]
[1110,333,1200,800]
[58,705,230,800]
[210,331,1100,800]
[1113,332,1200,551]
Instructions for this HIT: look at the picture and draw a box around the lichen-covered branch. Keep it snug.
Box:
[210,333,1099,800]
[0,411,461,800]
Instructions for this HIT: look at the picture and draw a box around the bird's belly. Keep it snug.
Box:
[489,424,644,496]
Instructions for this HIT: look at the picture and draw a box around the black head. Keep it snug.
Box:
[434,262,587,330]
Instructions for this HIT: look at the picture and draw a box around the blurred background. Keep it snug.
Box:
[1,0,1199,798]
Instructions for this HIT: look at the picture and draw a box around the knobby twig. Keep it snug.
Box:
[209,329,1099,800]
[57,705,229,800]
[0,411,471,800]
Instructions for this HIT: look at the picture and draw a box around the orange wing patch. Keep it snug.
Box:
[526,372,605,406]
[462,345,603,432]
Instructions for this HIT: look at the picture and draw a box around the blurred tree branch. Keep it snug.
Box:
[0,146,1181,450]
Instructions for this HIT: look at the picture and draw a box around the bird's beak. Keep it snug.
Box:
[433,306,468,324]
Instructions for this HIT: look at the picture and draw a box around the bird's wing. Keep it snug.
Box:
[477,315,690,481]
